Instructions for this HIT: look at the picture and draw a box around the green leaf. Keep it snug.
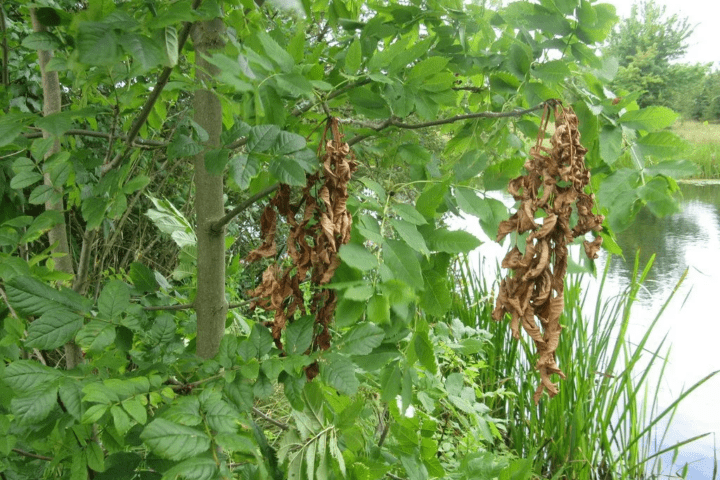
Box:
[636,131,688,159]
[250,323,274,357]
[76,320,117,352]
[98,280,130,320]
[122,397,147,425]
[340,323,384,355]
[413,330,437,374]
[82,404,109,424]
[367,294,390,324]
[162,457,218,480]
[274,131,306,155]
[129,262,159,293]
[82,197,109,231]
[120,33,165,72]
[274,73,314,98]
[6,275,90,316]
[19,210,64,244]
[10,171,43,190]
[141,418,210,461]
[111,405,133,435]
[229,154,259,190]
[382,239,424,291]
[247,125,281,153]
[0,113,33,147]
[77,22,121,66]
[600,125,623,165]
[164,26,179,67]
[349,87,391,119]
[322,353,358,395]
[415,182,448,219]
[255,31,294,72]
[168,134,203,159]
[25,309,83,350]
[392,203,426,225]
[203,395,239,434]
[339,243,377,271]
[3,360,63,395]
[59,382,83,421]
[22,31,61,51]
[427,228,481,254]
[11,387,57,425]
[619,106,678,132]
[345,39,362,73]
[389,219,430,256]
[270,156,307,186]
[285,316,314,355]
[454,151,489,182]
[408,57,450,81]
[644,159,698,179]
[203,148,231,176]
[420,271,451,318]
[122,175,151,195]
[149,314,176,344]
[164,397,202,426]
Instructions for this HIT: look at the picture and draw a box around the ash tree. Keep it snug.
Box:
[0,0,696,479]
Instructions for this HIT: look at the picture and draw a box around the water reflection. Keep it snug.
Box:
[457,182,720,479]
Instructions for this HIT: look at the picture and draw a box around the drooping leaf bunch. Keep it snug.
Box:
[246,117,357,377]
[493,101,604,403]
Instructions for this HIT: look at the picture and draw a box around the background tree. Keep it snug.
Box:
[605,0,697,108]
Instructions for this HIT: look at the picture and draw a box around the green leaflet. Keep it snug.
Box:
[6,275,90,316]
[24,310,83,350]
[140,418,211,461]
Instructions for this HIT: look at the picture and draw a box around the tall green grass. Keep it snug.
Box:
[453,254,718,479]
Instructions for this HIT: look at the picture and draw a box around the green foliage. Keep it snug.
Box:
[605,0,695,108]
[0,0,701,478]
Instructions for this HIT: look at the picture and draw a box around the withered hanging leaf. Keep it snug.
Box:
[493,102,605,403]
[244,118,357,379]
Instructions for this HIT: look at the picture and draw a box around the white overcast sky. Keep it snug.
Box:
[602,0,719,67]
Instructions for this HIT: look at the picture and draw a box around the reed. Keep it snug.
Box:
[453,253,718,479]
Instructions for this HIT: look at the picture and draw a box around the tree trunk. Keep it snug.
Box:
[30,10,83,369]
[192,18,228,359]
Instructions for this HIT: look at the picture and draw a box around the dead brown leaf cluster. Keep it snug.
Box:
[246,118,357,378]
[493,103,604,403]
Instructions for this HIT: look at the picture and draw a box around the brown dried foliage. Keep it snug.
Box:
[246,118,357,378]
[493,103,604,403]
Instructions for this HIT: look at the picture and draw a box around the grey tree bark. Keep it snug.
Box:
[30,9,83,369]
[192,18,228,359]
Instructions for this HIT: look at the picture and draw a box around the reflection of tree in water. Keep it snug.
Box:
[606,184,720,298]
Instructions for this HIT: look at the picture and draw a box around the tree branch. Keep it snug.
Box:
[217,102,556,228]
[143,303,195,312]
[23,128,167,147]
[252,406,289,430]
[291,78,373,117]
[100,0,203,176]
[210,184,280,233]
[11,448,53,462]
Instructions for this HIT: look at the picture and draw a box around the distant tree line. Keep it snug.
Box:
[605,0,720,121]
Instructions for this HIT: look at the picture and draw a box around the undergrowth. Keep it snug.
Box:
[452,253,718,479]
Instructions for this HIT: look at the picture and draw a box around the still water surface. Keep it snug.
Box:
[459,182,720,478]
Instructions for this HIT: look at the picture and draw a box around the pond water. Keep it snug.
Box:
[456,182,720,478]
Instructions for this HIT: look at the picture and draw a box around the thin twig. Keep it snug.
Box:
[143,303,195,312]
[252,406,289,430]
[11,448,53,462]
[0,286,18,319]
